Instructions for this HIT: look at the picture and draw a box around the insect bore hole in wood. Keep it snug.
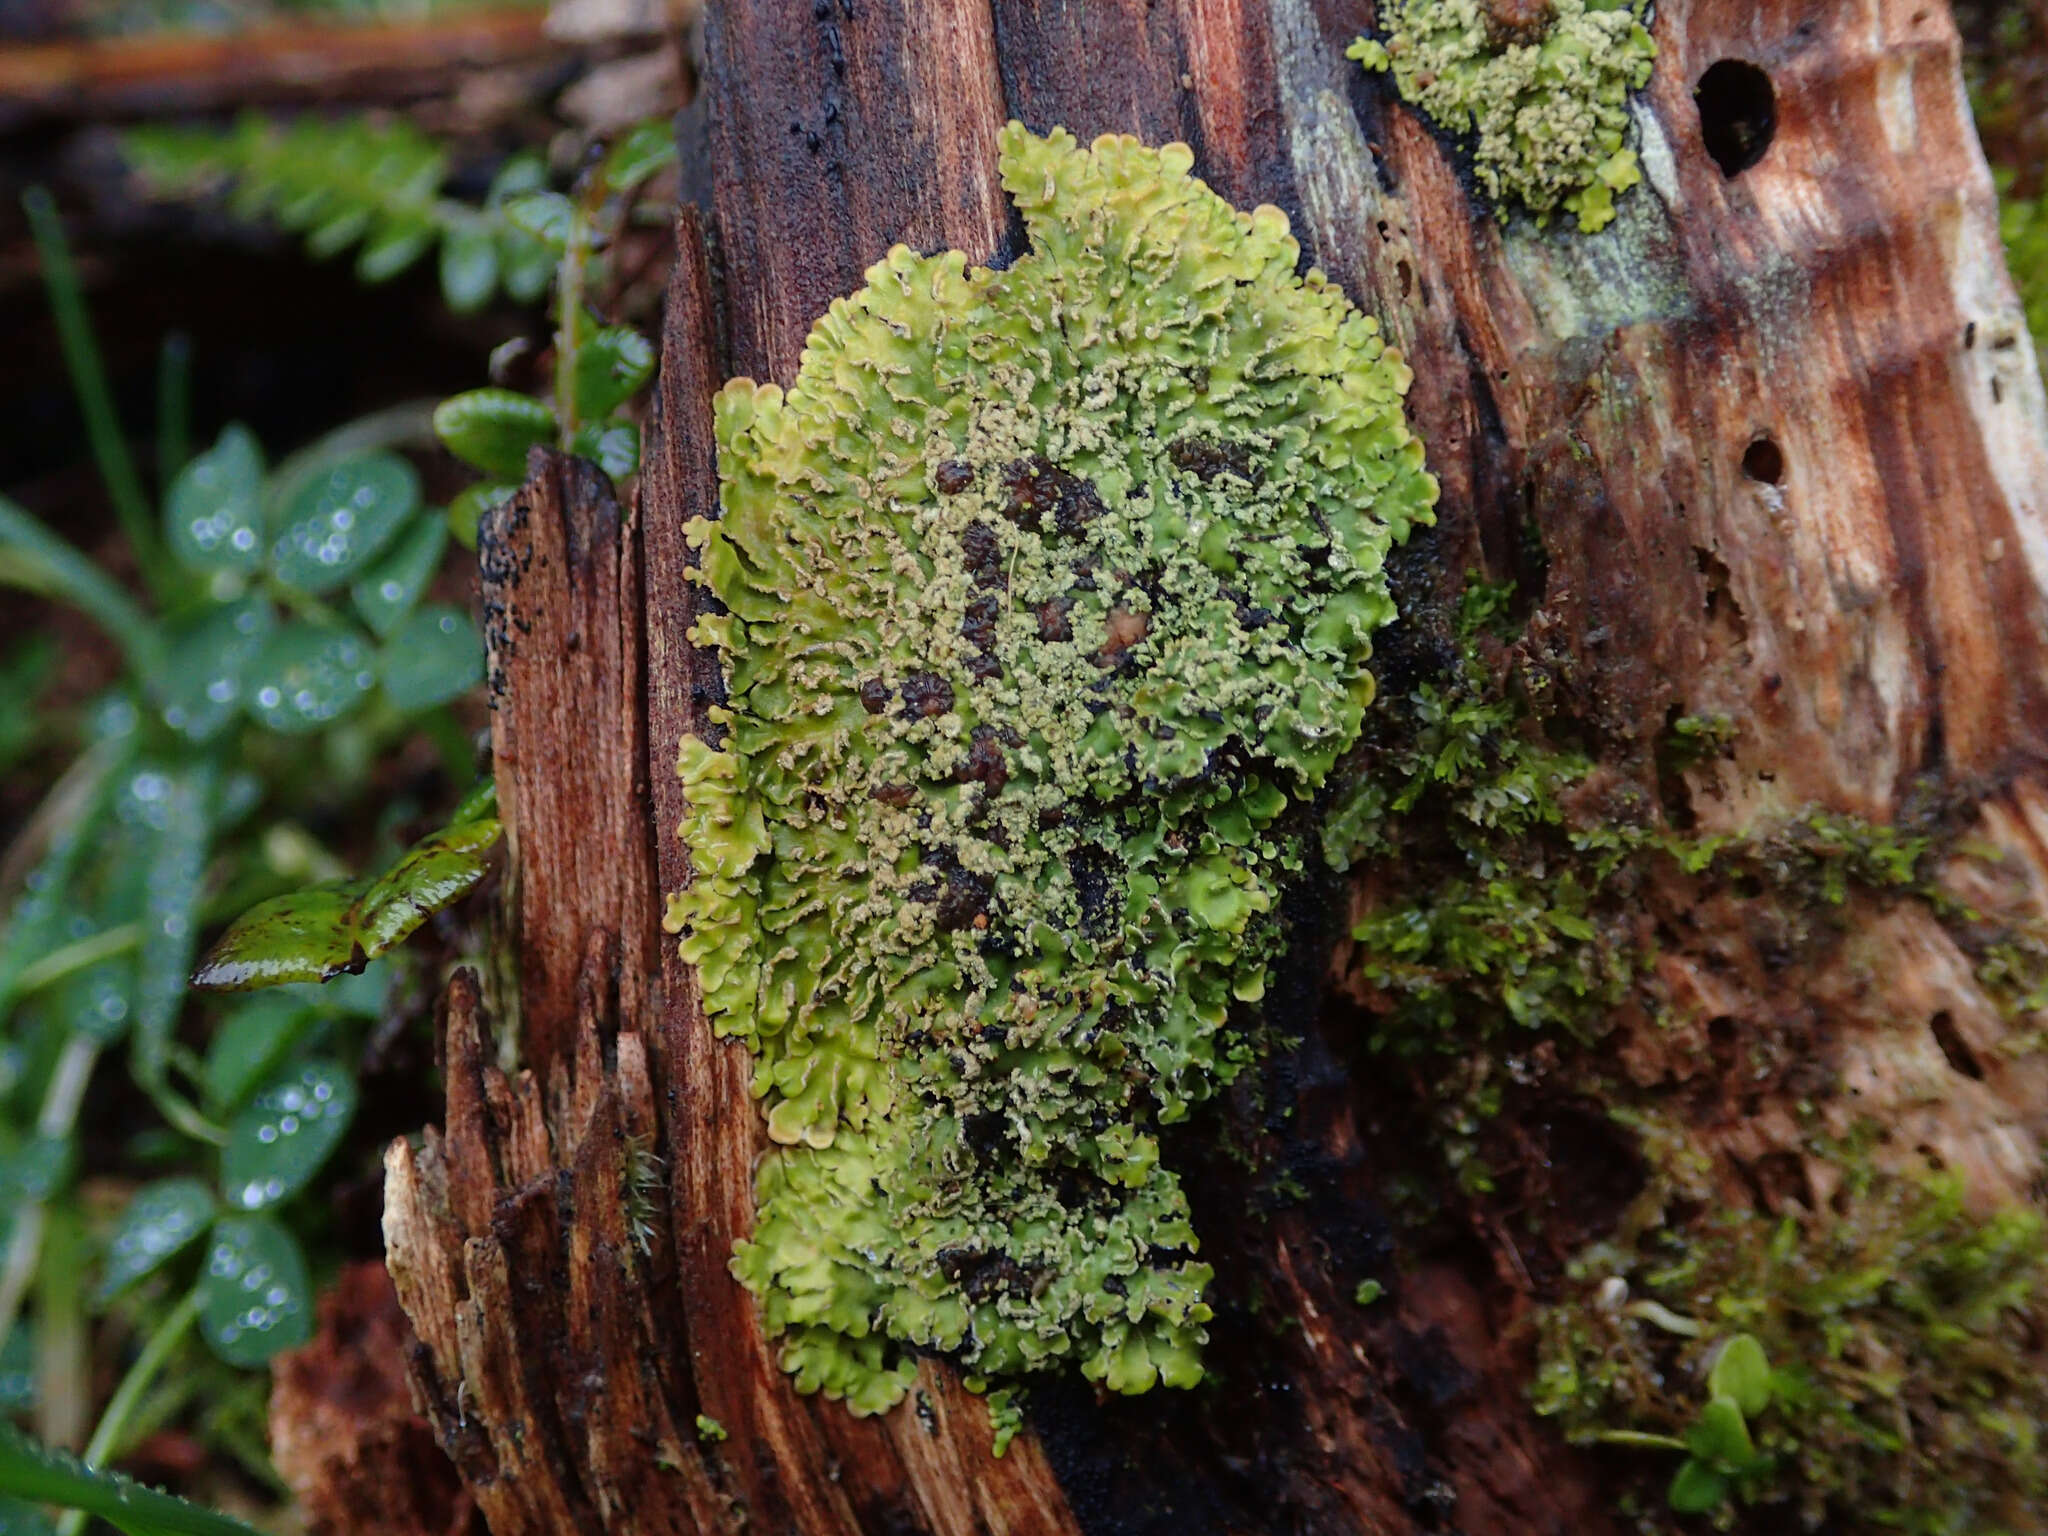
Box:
[1742,436,1785,484]
[1695,58,1777,177]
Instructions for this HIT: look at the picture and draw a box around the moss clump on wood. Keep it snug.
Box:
[1333,581,2048,1526]
[668,123,1436,1413]
[1348,0,1657,233]
[1532,1128,2048,1531]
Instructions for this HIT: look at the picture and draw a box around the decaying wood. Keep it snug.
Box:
[0,15,562,131]
[269,1261,478,1536]
[382,1,2048,1532]
[474,451,661,1070]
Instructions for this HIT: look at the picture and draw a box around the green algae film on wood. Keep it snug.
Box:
[667,123,1437,1415]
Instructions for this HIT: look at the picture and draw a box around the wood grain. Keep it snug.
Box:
[477,452,659,1069]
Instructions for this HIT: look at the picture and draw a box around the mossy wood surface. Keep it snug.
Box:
[379,2,2048,1534]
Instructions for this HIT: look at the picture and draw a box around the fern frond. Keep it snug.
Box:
[123,113,551,312]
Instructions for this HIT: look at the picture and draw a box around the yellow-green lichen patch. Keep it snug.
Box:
[1349,0,1656,233]
[667,123,1436,1413]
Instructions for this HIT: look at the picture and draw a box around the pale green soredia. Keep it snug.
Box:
[667,122,1438,1417]
[1350,0,1657,234]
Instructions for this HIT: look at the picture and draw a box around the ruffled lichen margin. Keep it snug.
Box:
[666,123,1437,1414]
[1350,0,1657,233]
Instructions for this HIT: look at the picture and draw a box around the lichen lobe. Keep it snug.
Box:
[1351,0,1657,233]
[668,123,1437,1414]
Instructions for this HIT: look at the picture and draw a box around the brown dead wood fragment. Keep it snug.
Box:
[478,452,659,1071]
[269,1262,477,1536]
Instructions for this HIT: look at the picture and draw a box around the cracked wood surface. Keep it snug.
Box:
[380,2,2048,1533]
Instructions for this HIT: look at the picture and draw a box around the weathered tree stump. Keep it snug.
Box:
[381,2,2048,1532]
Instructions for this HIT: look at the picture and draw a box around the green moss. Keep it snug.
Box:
[1329,589,2017,1061]
[1534,1142,2048,1532]
[1327,581,1656,1053]
[693,1414,727,1444]
[668,123,1437,1413]
[1348,0,1657,233]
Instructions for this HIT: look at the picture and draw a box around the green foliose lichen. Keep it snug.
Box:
[1349,0,1657,233]
[668,123,1437,1412]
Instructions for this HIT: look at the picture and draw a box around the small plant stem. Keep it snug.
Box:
[156,332,193,488]
[11,923,140,996]
[0,1036,101,1355]
[264,399,439,522]
[263,579,344,629]
[555,229,588,438]
[0,501,162,690]
[137,1079,228,1149]
[21,190,161,598]
[53,1286,204,1536]
[1592,1429,1691,1452]
[1625,1299,1707,1337]
[34,1205,88,1450]
[0,735,123,917]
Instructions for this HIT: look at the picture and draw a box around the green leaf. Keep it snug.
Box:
[572,326,655,423]
[502,191,573,250]
[97,1178,216,1304]
[197,1215,313,1367]
[438,220,498,313]
[193,819,498,991]
[380,604,483,711]
[355,215,436,283]
[433,389,555,479]
[0,1137,77,1210]
[156,596,276,743]
[354,815,499,952]
[188,884,365,990]
[498,230,555,305]
[485,151,547,204]
[202,995,317,1113]
[569,419,640,482]
[0,1494,55,1534]
[1666,1457,1729,1515]
[0,738,129,1020]
[450,776,497,824]
[483,162,553,291]
[349,514,447,638]
[244,621,378,734]
[1685,1395,1756,1470]
[0,635,55,777]
[130,761,216,1092]
[0,1332,33,1413]
[305,205,372,260]
[164,424,265,576]
[220,1059,356,1212]
[0,1422,257,1536]
[275,959,389,1019]
[602,119,678,191]
[1708,1333,1773,1419]
[448,481,516,550]
[267,453,420,594]
[47,938,133,1044]
[0,497,161,688]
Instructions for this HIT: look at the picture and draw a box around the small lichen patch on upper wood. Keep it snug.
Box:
[1350,0,1656,234]
[667,122,1436,1414]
